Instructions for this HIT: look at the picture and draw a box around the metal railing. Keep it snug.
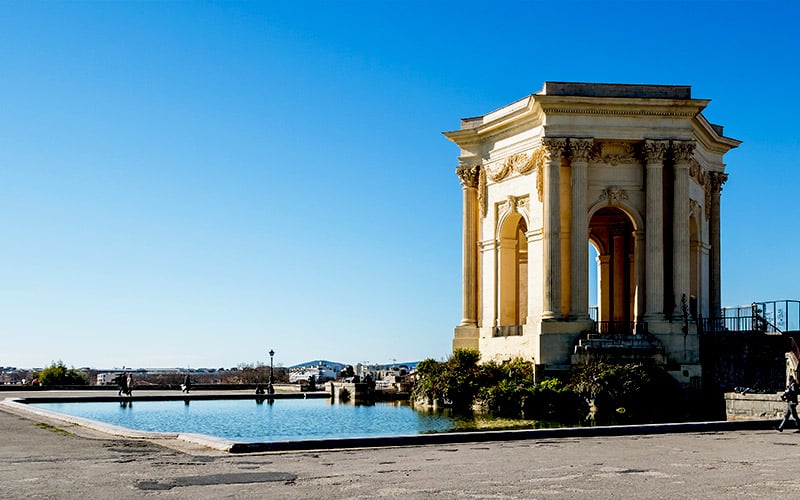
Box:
[593,321,649,337]
[700,300,799,334]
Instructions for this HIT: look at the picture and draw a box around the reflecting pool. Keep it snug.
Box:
[33,399,457,441]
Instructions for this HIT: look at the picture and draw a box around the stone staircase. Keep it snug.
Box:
[572,330,666,365]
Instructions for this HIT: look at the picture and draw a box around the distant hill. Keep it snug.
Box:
[288,360,420,371]
[288,360,347,371]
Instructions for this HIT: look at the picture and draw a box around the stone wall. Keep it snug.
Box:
[725,392,785,420]
[701,332,790,392]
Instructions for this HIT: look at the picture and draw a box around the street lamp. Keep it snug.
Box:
[268,349,275,395]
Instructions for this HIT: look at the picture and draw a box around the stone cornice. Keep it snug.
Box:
[692,116,741,155]
[535,95,709,119]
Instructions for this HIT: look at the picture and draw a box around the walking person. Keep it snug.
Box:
[125,373,134,397]
[182,373,191,394]
[777,375,799,432]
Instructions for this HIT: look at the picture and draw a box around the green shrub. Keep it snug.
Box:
[36,361,88,386]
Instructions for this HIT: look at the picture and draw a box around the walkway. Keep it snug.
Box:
[2,390,800,498]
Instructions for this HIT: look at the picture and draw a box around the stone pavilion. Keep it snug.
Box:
[445,82,740,384]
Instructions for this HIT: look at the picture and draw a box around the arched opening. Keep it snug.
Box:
[498,213,528,328]
[589,240,600,321]
[589,207,636,327]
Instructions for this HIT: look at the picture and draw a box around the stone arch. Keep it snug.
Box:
[497,211,528,327]
[588,206,637,325]
[587,196,643,233]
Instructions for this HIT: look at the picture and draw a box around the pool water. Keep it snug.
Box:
[33,399,456,442]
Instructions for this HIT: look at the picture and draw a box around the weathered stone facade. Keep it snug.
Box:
[446,82,740,383]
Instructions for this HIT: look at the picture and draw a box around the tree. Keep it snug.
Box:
[36,361,88,386]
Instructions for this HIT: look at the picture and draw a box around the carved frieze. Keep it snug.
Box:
[484,159,511,182]
[592,141,636,166]
[484,151,540,182]
[598,186,629,204]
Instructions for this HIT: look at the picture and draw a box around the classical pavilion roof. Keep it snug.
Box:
[445,81,740,153]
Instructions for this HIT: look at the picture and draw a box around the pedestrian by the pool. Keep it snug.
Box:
[777,375,799,432]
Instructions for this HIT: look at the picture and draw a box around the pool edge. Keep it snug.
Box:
[1,397,780,454]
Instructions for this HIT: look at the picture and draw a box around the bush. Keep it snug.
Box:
[412,349,483,411]
[570,362,684,424]
[36,361,88,386]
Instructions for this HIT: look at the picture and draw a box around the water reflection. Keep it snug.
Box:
[36,399,546,442]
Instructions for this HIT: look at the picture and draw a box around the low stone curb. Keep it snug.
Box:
[0,396,781,454]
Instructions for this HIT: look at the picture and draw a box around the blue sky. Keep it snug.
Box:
[1,1,798,369]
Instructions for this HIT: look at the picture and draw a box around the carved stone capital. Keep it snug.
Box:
[456,165,480,188]
[569,138,594,163]
[541,137,568,162]
[671,140,696,164]
[708,171,728,194]
[643,140,670,164]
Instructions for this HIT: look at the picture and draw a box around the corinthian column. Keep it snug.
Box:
[456,164,480,327]
[708,171,728,318]
[644,140,669,319]
[672,140,695,317]
[570,138,593,319]
[542,138,567,319]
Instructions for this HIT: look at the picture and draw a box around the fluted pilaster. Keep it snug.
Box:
[541,138,567,319]
[708,171,727,318]
[570,138,593,319]
[672,140,695,316]
[644,140,669,319]
[456,165,480,327]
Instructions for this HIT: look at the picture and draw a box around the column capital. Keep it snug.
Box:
[456,165,480,188]
[671,140,696,164]
[708,171,729,194]
[569,138,594,162]
[643,139,670,164]
[541,137,568,161]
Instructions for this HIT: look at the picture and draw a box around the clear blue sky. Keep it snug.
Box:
[1,1,798,370]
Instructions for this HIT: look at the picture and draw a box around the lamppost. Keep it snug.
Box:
[268,349,275,395]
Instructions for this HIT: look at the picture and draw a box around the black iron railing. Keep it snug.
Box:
[699,300,797,334]
[593,321,649,337]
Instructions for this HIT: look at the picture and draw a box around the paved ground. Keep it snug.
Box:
[2,390,800,499]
